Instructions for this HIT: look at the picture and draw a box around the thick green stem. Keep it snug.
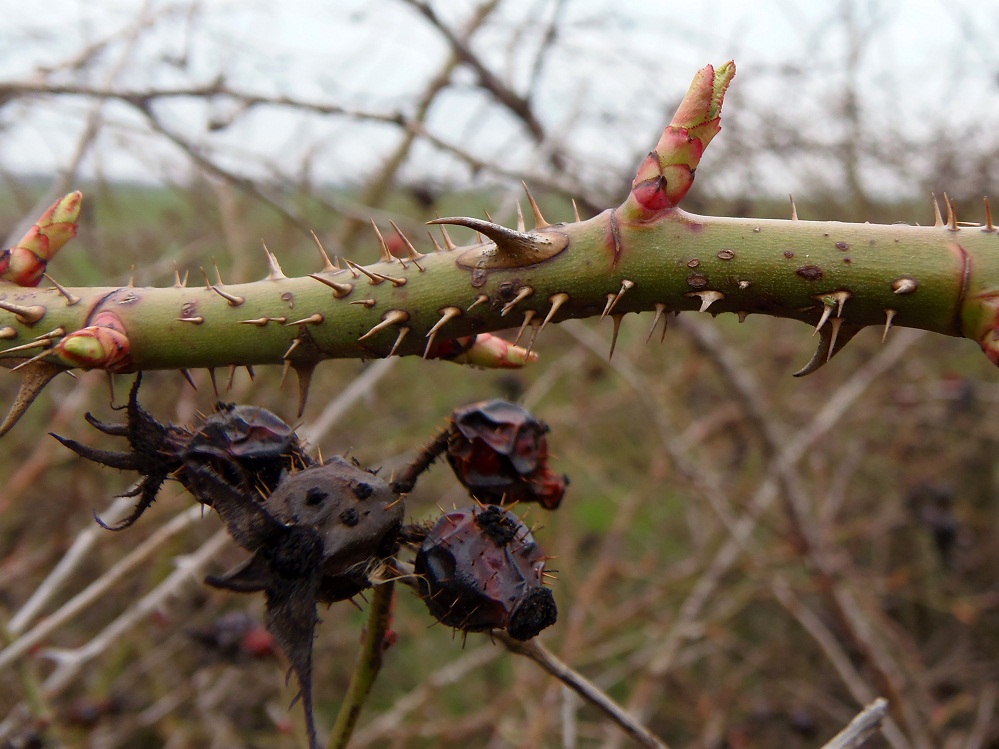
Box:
[327,581,394,749]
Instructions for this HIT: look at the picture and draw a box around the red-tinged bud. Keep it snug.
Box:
[451,332,538,368]
[1,192,82,287]
[620,62,734,220]
[446,399,566,509]
[50,312,131,372]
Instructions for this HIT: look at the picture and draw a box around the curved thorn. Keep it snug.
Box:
[43,274,81,306]
[646,303,667,344]
[359,309,409,342]
[932,193,944,227]
[882,309,897,343]
[500,286,534,316]
[467,294,489,312]
[793,321,862,377]
[370,220,393,263]
[513,310,536,346]
[428,216,554,257]
[0,301,46,324]
[307,273,353,298]
[0,361,65,437]
[522,181,549,227]
[541,293,570,332]
[424,307,462,358]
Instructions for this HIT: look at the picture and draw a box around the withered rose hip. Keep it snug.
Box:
[415,504,557,640]
[446,400,566,509]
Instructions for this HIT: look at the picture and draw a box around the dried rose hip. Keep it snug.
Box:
[446,400,566,509]
[414,504,557,640]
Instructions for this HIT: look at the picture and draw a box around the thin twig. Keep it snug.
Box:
[819,698,890,749]
[496,633,669,749]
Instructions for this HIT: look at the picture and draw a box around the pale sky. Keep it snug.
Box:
[2,0,997,199]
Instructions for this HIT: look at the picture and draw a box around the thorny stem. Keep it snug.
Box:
[328,581,395,749]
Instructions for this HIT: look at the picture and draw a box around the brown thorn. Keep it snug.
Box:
[212,258,225,285]
[0,301,46,325]
[427,232,445,253]
[173,264,186,288]
[0,327,15,340]
[177,316,204,324]
[737,310,749,324]
[428,216,554,257]
[226,365,236,393]
[814,303,833,335]
[882,309,897,343]
[572,199,581,222]
[516,202,526,233]
[42,274,81,306]
[293,363,315,418]
[282,338,302,360]
[342,259,360,279]
[467,294,489,312]
[0,360,64,437]
[437,221,456,250]
[541,292,569,332]
[307,273,353,298]
[603,279,634,319]
[207,368,219,398]
[390,220,425,264]
[984,197,995,233]
[826,317,844,362]
[387,326,410,357]
[608,313,623,360]
[245,365,255,380]
[359,309,410,342]
[790,194,798,221]
[127,265,135,287]
[106,372,116,406]
[310,230,337,271]
[423,306,462,359]
[946,194,959,231]
[344,259,382,284]
[522,181,549,227]
[350,298,377,308]
[524,319,541,360]
[513,310,536,346]
[932,193,944,227]
[601,293,615,320]
[500,286,534,317]
[687,290,724,313]
[892,278,918,295]
[280,359,292,390]
[10,347,58,372]
[207,282,245,307]
[646,303,667,344]
[237,316,287,326]
[286,313,324,326]
[261,241,287,280]
[1,339,51,356]
[370,220,393,263]
[180,369,198,391]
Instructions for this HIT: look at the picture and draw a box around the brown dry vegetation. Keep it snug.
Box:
[1,2,998,748]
